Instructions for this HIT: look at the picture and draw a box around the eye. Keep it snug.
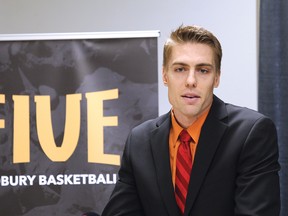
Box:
[199,68,209,74]
[174,67,186,72]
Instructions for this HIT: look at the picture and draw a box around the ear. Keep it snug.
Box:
[162,67,168,85]
[214,72,220,88]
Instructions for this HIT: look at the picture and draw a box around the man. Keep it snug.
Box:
[101,25,280,216]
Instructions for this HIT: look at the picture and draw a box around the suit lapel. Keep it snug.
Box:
[185,96,228,216]
[150,113,181,216]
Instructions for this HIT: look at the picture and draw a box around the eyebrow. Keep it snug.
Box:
[195,63,214,69]
[172,62,214,69]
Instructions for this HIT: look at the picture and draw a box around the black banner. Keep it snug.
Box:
[0,33,159,215]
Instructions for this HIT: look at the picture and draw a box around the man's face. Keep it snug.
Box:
[162,42,220,127]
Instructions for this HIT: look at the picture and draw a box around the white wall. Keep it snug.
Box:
[0,0,257,115]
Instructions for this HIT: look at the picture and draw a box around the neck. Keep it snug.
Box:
[172,110,197,129]
[172,105,212,129]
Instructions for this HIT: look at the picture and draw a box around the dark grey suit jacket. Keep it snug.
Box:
[102,96,280,216]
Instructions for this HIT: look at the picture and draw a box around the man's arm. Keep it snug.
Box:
[235,116,281,215]
[101,133,145,216]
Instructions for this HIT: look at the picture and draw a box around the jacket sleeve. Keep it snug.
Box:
[101,133,145,216]
[234,116,281,216]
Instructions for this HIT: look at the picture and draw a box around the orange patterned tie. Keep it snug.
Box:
[175,129,192,214]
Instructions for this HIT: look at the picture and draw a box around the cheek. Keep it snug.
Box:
[202,77,219,89]
[167,85,178,102]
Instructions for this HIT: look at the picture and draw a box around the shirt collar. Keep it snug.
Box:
[170,106,211,145]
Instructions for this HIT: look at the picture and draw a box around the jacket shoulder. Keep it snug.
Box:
[212,96,275,128]
[224,103,276,131]
[131,112,170,135]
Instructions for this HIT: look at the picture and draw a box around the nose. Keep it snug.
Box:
[185,70,197,88]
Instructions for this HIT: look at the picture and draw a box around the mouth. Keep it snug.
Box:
[181,93,200,104]
[181,94,200,99]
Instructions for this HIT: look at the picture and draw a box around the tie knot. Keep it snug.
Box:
[179,129,191,143]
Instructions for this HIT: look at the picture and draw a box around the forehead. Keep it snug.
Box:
[169,42,215,66]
